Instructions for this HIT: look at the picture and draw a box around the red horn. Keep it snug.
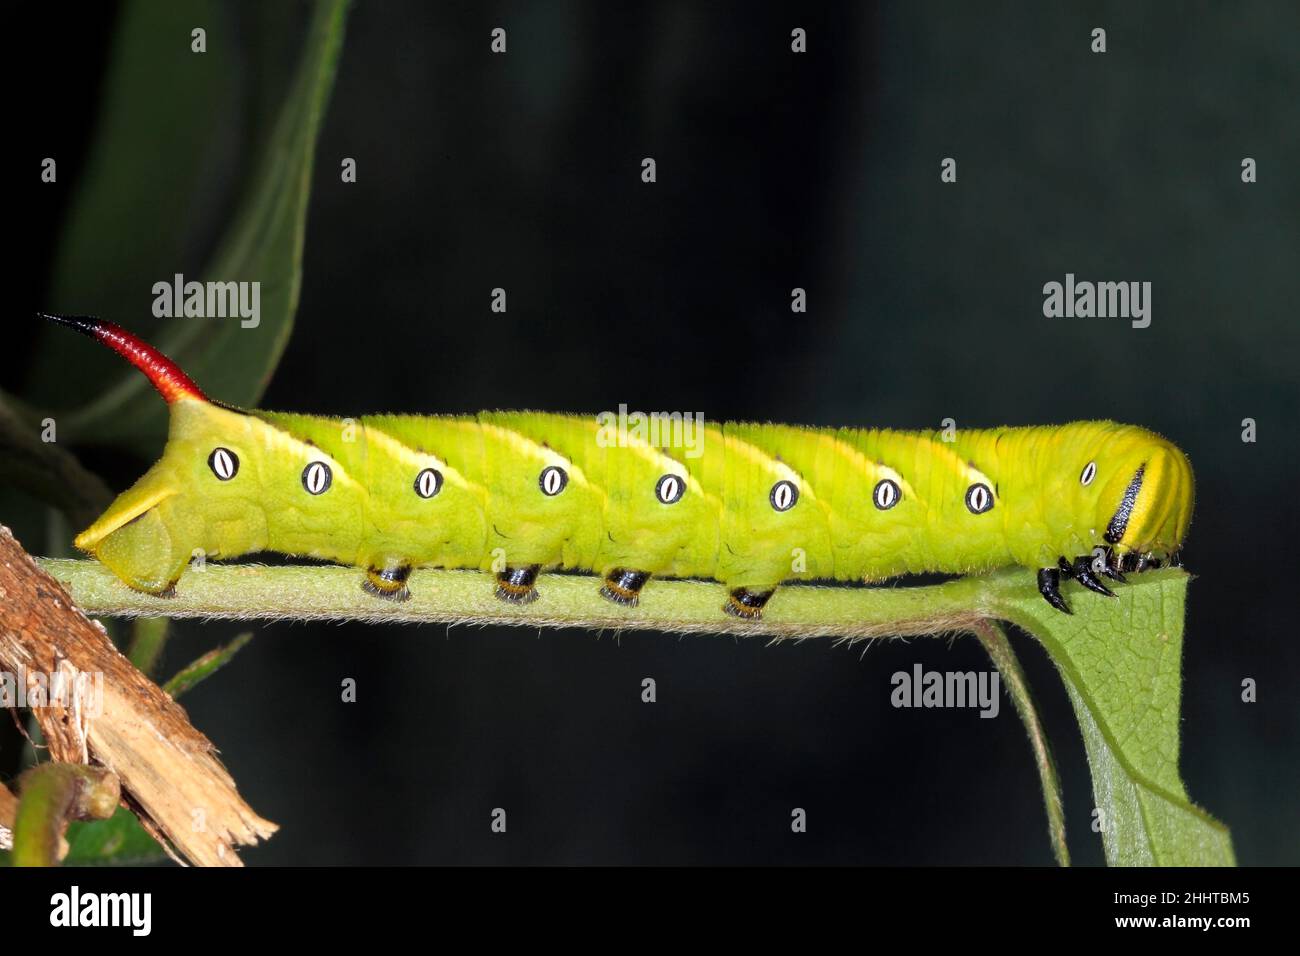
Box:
[40,313,207,405]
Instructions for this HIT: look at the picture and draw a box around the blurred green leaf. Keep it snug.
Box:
[32,0,350,456]
[64,807,167,866]
[0,393,112,530]
[127,617,171,677]
[993,569,1235,865]
[27,0,231,410]
[163,631,254,699]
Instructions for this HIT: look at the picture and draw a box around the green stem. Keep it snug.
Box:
[11,764,120,867]
[40,558,1033,637]
[972,620,1070,866]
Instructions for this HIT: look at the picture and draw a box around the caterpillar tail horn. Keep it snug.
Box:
[38,312,207,405]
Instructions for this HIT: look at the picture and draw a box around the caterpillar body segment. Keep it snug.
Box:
[45,314,1194,616]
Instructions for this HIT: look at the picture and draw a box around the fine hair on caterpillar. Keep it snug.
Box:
[40,312,1194,617]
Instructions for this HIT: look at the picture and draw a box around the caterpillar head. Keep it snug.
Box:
[73,398,210,594]
[74,398,379,594]
[1088,431,1195,559]
[74,399,273,593]
[75,489,198,596]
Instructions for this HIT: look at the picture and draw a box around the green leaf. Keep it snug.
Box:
[991,569,1235,865]
[126,617,171,677]
[64,807,167,866]
[36,0,351,456]
[31,0,231,411]
[163,631,254,699]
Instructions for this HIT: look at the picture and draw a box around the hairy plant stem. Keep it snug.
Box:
[973,620,1070,866]
[40,559,1032,638]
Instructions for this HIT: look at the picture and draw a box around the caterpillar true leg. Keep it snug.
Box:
[363,564,413,602]
[599,568,651,607]
[1040,551,1127,612]
[1095,547,1128,583]
[724,587,775,620]
[1127,553,1149,573]
[1037,568,1071,614]
[495,565,541,604]
[1063,555,1116,598]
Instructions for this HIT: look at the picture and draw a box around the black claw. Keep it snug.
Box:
[1072,556,1116,597]
[1169,550,1183,568]
[1100,561,1127,583]
[1037,568,1072,614]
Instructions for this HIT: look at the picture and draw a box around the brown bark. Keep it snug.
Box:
[0,780,17,850]
[0,524,276,865]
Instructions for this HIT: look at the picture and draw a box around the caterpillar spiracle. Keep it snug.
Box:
[42,313,1194,617]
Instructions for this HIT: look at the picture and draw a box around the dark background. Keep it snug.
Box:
[9,1,1298,864]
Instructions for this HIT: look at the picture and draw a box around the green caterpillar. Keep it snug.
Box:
[42,313,1194,616]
